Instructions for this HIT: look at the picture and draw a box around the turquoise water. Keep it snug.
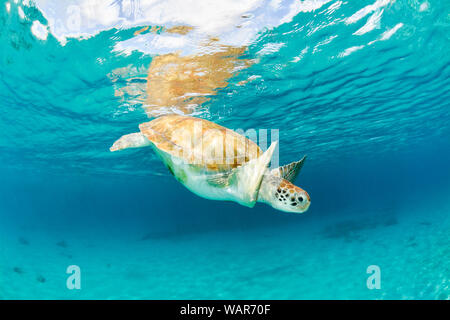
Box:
[0,0,449,299]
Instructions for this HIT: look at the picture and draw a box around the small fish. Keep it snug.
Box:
[56,240,68,248]
[13,267,24,274]
[18,237,29,245]
[36,275,46,283]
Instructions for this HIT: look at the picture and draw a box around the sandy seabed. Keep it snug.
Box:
[0,202,448,300]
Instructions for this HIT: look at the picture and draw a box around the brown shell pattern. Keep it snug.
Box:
[139,115,262,171]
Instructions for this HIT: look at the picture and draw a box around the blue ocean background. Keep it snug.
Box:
[0,0,449,299]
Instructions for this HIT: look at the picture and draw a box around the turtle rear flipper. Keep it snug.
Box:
[110,132,151,152]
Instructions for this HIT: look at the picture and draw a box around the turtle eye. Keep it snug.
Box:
[298,196,304,202]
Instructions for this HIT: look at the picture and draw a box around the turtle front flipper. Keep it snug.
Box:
[110,132,151,152]
[229,141,277,207]
[271,155,306,183]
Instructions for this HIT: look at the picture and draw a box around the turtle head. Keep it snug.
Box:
[259,175,310,214]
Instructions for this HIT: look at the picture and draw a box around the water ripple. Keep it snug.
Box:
[0,0,448,175]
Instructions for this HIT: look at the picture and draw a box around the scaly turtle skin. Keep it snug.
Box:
[110,115,310,213]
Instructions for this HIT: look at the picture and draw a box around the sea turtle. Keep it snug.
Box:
[110,115,310,213]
